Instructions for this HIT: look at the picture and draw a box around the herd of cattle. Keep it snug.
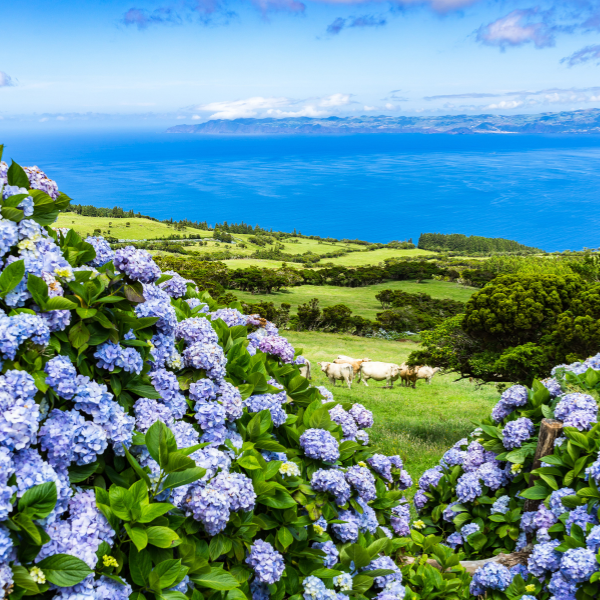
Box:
[299,356,440,389]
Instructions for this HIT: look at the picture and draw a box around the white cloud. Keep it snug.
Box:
[486,100,523,109]
[363,105,376,110]
[187,94,353,120]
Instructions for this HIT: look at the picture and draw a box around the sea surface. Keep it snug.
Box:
[2,130,600,251]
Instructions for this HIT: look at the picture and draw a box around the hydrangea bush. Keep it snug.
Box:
[414,359,600,599]
[0,155,418,600]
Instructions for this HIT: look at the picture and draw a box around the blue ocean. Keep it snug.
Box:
[2,130,599,252]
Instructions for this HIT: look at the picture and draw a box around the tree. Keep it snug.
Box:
[409,274,598,384]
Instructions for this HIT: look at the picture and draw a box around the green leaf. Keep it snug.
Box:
[124,283,145,303]
[125,383,162,399]
[277,527,294,549]
[519,486,550,500]
[146,526,179,548]
[139,503,174,523]
[366,538,390,558]
[226,589,249,600]
[11,565,40,594]
[123,445,152,488]
[7,161,30,188]
[0,259,24,297]
[37,554,92,587]
[68,320,90,349]
[209,534,233,561]
[129,547,152,586]
[109,486,133,520]
[162,468,206,491]
[150,559,184,591]
[309,407,332,430]
[125,524,149,551]
[19,481,57,519]
[342,544,371,569]
[237,455,262,470]
[191,570,240,591]
[68,462,98,484]
[46,296,78,311]
[27,273,49,308]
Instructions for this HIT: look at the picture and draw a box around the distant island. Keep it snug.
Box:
[166,108,600,135]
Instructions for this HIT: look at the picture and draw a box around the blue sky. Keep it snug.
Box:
[3,0,600,123]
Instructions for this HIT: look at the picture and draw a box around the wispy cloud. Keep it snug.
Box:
[0,72,15,87]
[476,8,556,49]
[426,86,600,101]
[424,92,499,100]
[326,14,387,35]
[561,44,600,67]
[183,93,354,119]
[122,7,183,29]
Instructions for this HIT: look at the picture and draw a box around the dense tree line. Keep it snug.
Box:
[408,273,600,384]
[418,232,541,254]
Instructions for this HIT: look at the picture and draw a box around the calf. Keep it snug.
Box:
[318,361,354,389]
[333,357,369,375]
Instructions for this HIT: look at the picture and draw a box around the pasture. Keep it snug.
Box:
[284,331,498,490]
[234,279,476,320]
[55,214,437,268]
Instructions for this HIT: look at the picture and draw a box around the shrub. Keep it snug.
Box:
[0,156,416,600]
[412,357,600,599]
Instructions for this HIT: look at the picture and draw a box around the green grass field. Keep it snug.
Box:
[284,331,498,487]
[234,279,476,319]
[55,214,209,240]
[55,215,436,268]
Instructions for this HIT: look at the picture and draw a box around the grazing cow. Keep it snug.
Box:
[299,359,312,380]
[400,365,441,388]
[318,362,354,389]
[333,357,370,376]
[358,361,402,388]
[337,355,371,363]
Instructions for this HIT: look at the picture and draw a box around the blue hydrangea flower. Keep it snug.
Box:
[0,312,50,359]
[548,571,578,600]
[349,403,373,428]
[190,378,219,403]
[329,404,358,440]
[210,308,249,328]
[502,417,535,450]
[446,532,463,549]
[456,472,482,503]
[136,283,178,335]
[94,576,132,600]
[587,525,600,552]
[561,547,598,582]
[134,397,175,433]
[0,371,40,451]
[311,468,351,506]
[300,429,340,462]
[186,484,231,535]
[0,524,13,563]
[477,461,507,490]
[317,386,334,402]
[114,246,161,283]
[159,270,193,298]
[491,496,511,515]
[331,509,359,542]
[44,355,78,398]
[366,556,402,589]
[419,466,443,491]
[549,487,576,517]
[313,541,339,568]
[413,489,429,511]
[303,576,329,600]
[245,392,287,427]
[150,368,187,419]
[218,381,243,421]
[345,465,377,501]
[211,471,256,512]
[566,505,598,534]
[555,393,598,431]
[491,384,528,423]
[258,334,295,363]
[461,523,480,538]
[183,342,227,381]
[527,540,561,576]
[195,401,227,430]
[85,236,115,267]
[246,540,285,584]
[391,502,410,536]
[176,317,219,346]
[73,376,116,424]
[469,562,512,596]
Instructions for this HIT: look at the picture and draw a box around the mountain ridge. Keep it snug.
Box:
[166,108,600,135]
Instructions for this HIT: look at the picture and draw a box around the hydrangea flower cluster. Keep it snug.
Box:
[257,334,296,363]
[501,417,535,450]
[245,540,285,584]
[85,236,114,267]
[94,340,143,373]
[554,393,598,430]
[491,384,529,422]
[113,246,161,283]
[300,429,340,462]
[159,270,193,298]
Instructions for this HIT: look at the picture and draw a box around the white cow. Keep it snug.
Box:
[333,357,370,376]
[337,355,371,363]
[358,361,402,388]
[318,362,354,389]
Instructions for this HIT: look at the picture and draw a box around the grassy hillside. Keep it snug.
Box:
[55,214,435,268]
[284,330,498,486]
[56,214,210,240]
[234,279,475,320]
